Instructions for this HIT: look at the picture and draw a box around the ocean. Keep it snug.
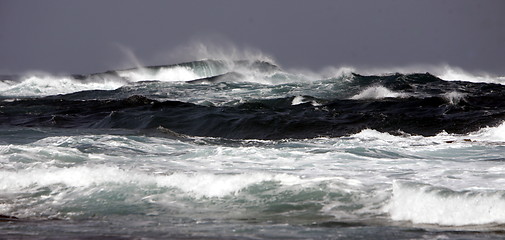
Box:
[1,58,505,239]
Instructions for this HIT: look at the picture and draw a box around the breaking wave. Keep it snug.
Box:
[3,44,505,240]
[2,64,505,139]
[350,85,407,100]
[388,181,505,226]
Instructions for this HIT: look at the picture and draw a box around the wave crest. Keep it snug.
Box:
[0,74,125,97]
[350,86,407,100]
[388,181,505,226]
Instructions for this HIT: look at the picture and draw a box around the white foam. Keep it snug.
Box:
[116,66,202,82]
[0,74,124,97]
[442,91,466,105]
[157,172,303,198]
[350,85,407,100]
[388,181,505,226]
[351,129,399,141]
[0,66,204,97]
[349,120,505,145]
[291,96,305,105]
[291,96,321,106]
[0,165,305,198]
[437,65,503,84]
[468,121,505,142]
[0,80,15,89]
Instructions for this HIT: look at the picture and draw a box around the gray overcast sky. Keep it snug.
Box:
[1,0,504,75]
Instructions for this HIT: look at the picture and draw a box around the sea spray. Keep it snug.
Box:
[2,56,505,239]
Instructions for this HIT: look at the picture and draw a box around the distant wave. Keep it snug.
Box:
[2,59,505,139]
[3,50,505,239]
[2,59,504,98]
[0,60,280,97]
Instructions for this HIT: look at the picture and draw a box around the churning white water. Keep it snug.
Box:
[2,59,505,239]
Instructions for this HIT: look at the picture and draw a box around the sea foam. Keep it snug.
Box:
[116,66,203,82]
[442,91,466,105]
[0,74,124,97]
[388,181,505,226]
[437,65,504,84]
[0,165,303,198]
[291,96,322,106]
[469,121,505,142]
[350,86,407,100]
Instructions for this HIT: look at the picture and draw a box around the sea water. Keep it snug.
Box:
[1,58,505,239]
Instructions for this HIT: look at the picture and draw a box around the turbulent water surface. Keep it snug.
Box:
[1,59,505,239]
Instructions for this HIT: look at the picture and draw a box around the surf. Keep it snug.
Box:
[2,50,505,239]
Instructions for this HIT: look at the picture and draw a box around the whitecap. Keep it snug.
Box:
[350,86,407,100]
[116,66,203,82]
[467,122,505,142]
[442,91,466,105]
[387,181,505,226]
[0,74,124,97]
